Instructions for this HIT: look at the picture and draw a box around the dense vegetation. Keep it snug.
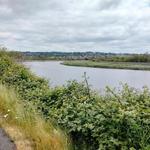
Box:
[63,60,150,70]
[0,50,70,150]
[0,47,24,60]
[0,85,69,150]
[49,83,150,150]
[0,49,150,150]
[93,53,150,63]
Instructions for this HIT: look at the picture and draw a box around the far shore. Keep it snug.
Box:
[62,60,150,71]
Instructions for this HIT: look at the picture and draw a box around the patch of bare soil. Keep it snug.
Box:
[0,128,16,150]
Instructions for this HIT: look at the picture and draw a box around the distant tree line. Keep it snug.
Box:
[1,46,150,62]
[23,51,150,62]
[22,51,117,60]
[93,53,150,62]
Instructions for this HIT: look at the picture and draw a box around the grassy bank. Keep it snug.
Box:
[1,49,150,150]
[0,84,70,150]
[62,60,150,70]
[0,50,71,149]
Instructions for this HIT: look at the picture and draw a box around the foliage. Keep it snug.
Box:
[0,47,24,60]
[0,49,70,150]
[0,51,50,113]
[0,50,150,150]
[48,83,150,150]
[0,84,70,150]
[93,53,150,63]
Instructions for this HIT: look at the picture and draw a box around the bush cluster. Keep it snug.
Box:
[0,51,150,150]
[48,82,150,150]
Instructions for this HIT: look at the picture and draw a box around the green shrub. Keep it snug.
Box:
[0,50,150,150]
[49,83,150,150]
[0,84,70,150]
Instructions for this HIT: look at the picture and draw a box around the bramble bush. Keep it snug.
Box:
[0,50,150,150]
[0,51,51,113]
[48,82,150,150]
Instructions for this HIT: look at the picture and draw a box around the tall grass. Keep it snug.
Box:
[62,60,150,70]
[0,84,70,150]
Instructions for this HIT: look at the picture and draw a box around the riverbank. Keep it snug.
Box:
[0,50,70,150]
[62,60,150,70]
[1,50,150,150]
[0,85,68,150]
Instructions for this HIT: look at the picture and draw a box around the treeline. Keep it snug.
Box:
[23,51,117,60]
[0,48,150,149]
[1,46,150,62]
[23,52,150,63]
[94,53,150,63]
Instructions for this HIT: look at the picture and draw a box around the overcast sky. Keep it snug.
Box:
[0,0,150,53]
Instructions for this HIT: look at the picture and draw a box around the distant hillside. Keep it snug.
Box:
[23,51,128,60]
[23,51,150,62]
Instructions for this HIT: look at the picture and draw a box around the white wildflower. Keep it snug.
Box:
[4,114,8,118]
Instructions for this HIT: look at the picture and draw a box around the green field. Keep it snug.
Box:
[62,60,150,70]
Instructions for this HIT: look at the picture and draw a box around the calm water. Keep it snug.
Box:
[24,61,150,92]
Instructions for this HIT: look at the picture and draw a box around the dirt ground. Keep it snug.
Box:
[0,128,16,150]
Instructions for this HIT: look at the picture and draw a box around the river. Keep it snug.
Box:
[24,61,150,92]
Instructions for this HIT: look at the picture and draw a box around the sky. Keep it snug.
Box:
[0,0,150,53]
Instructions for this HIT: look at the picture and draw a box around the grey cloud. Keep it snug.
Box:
[97,0,122,10]
[0,0,150,53]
